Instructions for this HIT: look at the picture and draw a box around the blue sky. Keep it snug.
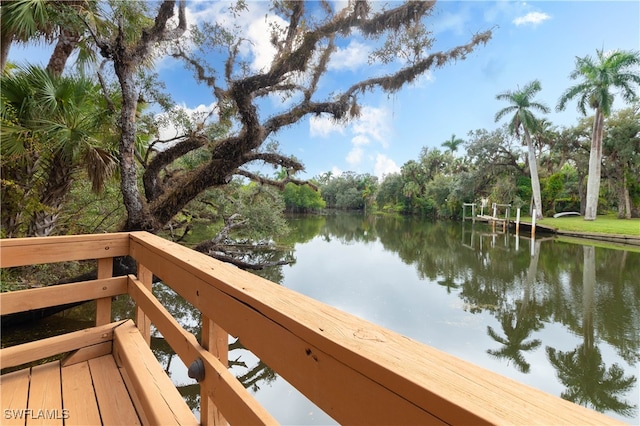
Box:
[8,1,640,181]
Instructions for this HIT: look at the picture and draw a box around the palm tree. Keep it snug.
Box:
[1,0,99,76]
[1,0,56,73]
[556,49,640,220]
[441,134,464,153]
[495,80,550,220]
[1,66,117,236]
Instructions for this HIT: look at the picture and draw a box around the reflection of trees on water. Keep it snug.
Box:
[487,304,543,374]
[284,214,639,419]
[150,333,277,411]
[546,246,637,416]
[486,240,543,373]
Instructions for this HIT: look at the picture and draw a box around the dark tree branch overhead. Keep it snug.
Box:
[93,0,491,267]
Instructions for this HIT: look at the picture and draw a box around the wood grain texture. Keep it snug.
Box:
[0,321,123,369]
[0,233,129,268]
[0,277,127,315]
[126,278,274,425]
[112,320,198,426]
[61,361,101,426]
[88,355,140,425]
[0,369,30,426]
[27,362,63,426]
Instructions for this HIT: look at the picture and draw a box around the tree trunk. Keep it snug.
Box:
[28,151,75,237]
[114,61,154,232]
[524,130,543,220]
[584,109,604,220]
[1,31,12,75]
[46,29,80,77]
[620,173,631,219]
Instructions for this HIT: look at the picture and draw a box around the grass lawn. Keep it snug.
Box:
[528,213,640,236]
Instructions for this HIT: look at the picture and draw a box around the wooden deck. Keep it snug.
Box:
[0,232,627,425]
[2,357,137,426]
[0,320,197,425]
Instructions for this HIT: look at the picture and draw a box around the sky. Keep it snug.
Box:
[7,1,640,181]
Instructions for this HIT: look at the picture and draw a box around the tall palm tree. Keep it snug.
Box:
[556,49,640,220]
[441,133,464,153]
[495,80,549,220]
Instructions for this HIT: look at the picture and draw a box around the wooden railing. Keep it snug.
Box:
[0,232,623,425]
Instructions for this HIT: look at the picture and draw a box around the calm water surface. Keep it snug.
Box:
[244,213,639,425]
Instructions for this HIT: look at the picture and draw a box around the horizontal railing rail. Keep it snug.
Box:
[0,232,624,425]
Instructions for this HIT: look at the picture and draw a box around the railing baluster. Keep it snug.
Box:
[136,263,153,345]
[201,316,229,426]
[95,257,113,326]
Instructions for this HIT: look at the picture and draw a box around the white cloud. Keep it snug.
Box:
[331,166,344,177]
[310,114,346,138]
[513,12,551,27]
[346,147,364,166]
[246,14,288,71]
[352,106,391,147]
[351,135,370,146]
[329,40,371,71]
[374,154,400,180]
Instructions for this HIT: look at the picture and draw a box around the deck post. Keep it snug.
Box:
[201,316,229,426]
[136,263,153,345]
[531,209,537,239]
[96,257,113,326]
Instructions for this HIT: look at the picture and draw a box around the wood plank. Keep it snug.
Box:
[0,277,127,316]
[61,342,112,367]
[27,362,63,426]
[95,257,114,326]
[200,316,228,426]
[0,321,123,369]
[130,231,621,425]
[0,233,129,268]
[118,366,150,426]
[61,361,101,426]
[0,369,30,426]
[135,263,153,345]
[112,320,198,426]
[88,355,140,425]
[127,276,275,425]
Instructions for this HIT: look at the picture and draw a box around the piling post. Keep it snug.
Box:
[531,209,536,239]
[472,203,476,223]
[516,208,521,235]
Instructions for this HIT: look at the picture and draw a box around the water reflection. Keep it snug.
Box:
[279,214,639,423]
[546,246,636,417]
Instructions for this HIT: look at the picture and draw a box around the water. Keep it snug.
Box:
[255,213,639,424]
[3,213,639,424]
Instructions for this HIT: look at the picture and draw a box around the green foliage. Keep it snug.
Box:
[542,173,564,215]
[319,172,378,210]
[283,182,325,212]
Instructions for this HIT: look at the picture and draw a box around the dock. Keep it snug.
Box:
[0,232,625,424]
